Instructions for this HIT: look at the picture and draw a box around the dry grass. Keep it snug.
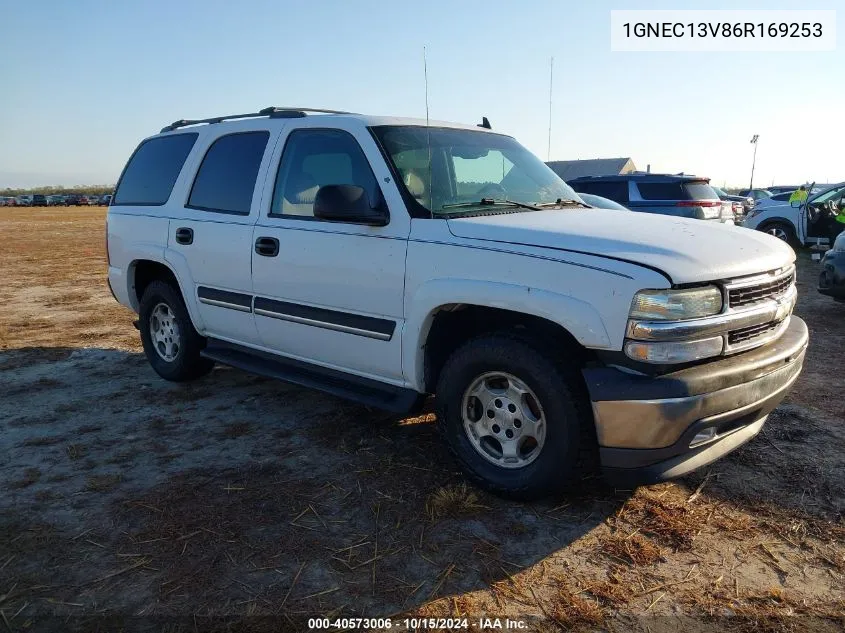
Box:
[550,586,605,628]
[596,531,663,566]
[679,585,845,632]
[425,483,485,520]
[582,577,630,607]
[616,487,706,550]
[0,207,139,352]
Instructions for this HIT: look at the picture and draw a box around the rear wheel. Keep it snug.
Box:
[138,280,214,382]
[435,333,592,499]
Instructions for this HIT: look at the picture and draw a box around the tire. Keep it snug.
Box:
[435,332,593,499]
[138,280,214,382]
[759,221,797,247]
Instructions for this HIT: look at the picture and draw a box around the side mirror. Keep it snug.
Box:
[313,185,388,226]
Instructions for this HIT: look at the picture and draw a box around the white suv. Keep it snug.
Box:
[743,182,845,247]
[107,107,808,498]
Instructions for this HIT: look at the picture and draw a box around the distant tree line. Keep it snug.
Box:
[3,185,115,197]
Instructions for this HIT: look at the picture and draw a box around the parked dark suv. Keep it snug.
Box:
[568,174,732,223]
[31,194,48,207]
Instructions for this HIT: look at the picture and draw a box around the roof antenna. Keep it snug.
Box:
[423,45,430,130]
[547,56,554,161]
[478,117,491,129]
[424,46,432,211]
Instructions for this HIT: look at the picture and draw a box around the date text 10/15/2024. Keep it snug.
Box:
[308,617,528,630]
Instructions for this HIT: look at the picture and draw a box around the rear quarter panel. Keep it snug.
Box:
[106,210,173,312]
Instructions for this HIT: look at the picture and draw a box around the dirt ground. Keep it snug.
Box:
[1,207,843,632]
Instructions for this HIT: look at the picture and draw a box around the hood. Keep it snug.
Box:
[447,209,795,284]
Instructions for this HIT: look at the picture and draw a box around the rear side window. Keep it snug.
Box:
[637,181,717,201]
[571,180,629,204]
[113,133,197,206]
[188,131,270,214]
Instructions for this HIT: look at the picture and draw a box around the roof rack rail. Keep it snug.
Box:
[160,106,355,133]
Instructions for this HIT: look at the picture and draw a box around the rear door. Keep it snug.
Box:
[164,124,280,346]
[250,122,410,383]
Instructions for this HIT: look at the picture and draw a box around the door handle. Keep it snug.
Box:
[175,227,193,245]
[255,236,280,257]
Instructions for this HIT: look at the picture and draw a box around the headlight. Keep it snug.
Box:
[629,286,723,321]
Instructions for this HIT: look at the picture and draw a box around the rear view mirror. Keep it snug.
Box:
[313,185,388,226]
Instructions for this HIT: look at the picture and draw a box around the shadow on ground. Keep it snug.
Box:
[1,346,630,630]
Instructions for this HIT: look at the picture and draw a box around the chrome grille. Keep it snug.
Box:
[728,270,795,308]
[728,321,780,346]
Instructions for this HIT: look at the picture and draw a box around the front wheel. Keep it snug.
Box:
[138,280,214,382]
[435,333,592,499]
[759,221,796,246]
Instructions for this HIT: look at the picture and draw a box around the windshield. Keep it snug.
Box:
[810,183,845,204]
[371,126,583,216]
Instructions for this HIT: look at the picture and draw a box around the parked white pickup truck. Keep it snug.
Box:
[107,107,808,498]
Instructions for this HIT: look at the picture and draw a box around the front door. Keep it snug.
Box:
[251,125,410,384]
[802,184,845,244]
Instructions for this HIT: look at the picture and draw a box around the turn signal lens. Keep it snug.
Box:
[624,337,724,364]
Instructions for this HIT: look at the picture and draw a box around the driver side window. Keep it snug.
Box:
[270,129,380,218]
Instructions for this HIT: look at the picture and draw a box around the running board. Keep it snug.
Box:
[201,339,421,414]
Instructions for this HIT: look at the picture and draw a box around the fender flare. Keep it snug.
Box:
[129,249,205,332]
[402,278,612,392]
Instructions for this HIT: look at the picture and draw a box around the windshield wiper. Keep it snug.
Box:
[535,198,591,209]
[441,198,541,211]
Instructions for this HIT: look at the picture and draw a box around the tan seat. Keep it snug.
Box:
[280,172,319,216]
[404,171,426,200]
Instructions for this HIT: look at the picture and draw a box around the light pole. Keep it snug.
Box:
[749,135,759,190]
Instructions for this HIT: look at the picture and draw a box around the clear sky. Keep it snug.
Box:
[1,0,842,189]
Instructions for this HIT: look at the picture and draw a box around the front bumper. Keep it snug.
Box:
[818,249,845,300]
[583,316,808,486]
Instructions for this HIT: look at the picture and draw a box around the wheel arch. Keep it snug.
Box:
[757,216,797,235]
[403,279,612,393]
[756,217,798,245]
[128,258,204,331]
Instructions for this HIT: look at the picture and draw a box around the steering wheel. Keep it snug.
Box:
[477,183,507,198]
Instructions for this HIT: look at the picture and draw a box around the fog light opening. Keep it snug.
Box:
[689,427,718,447]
